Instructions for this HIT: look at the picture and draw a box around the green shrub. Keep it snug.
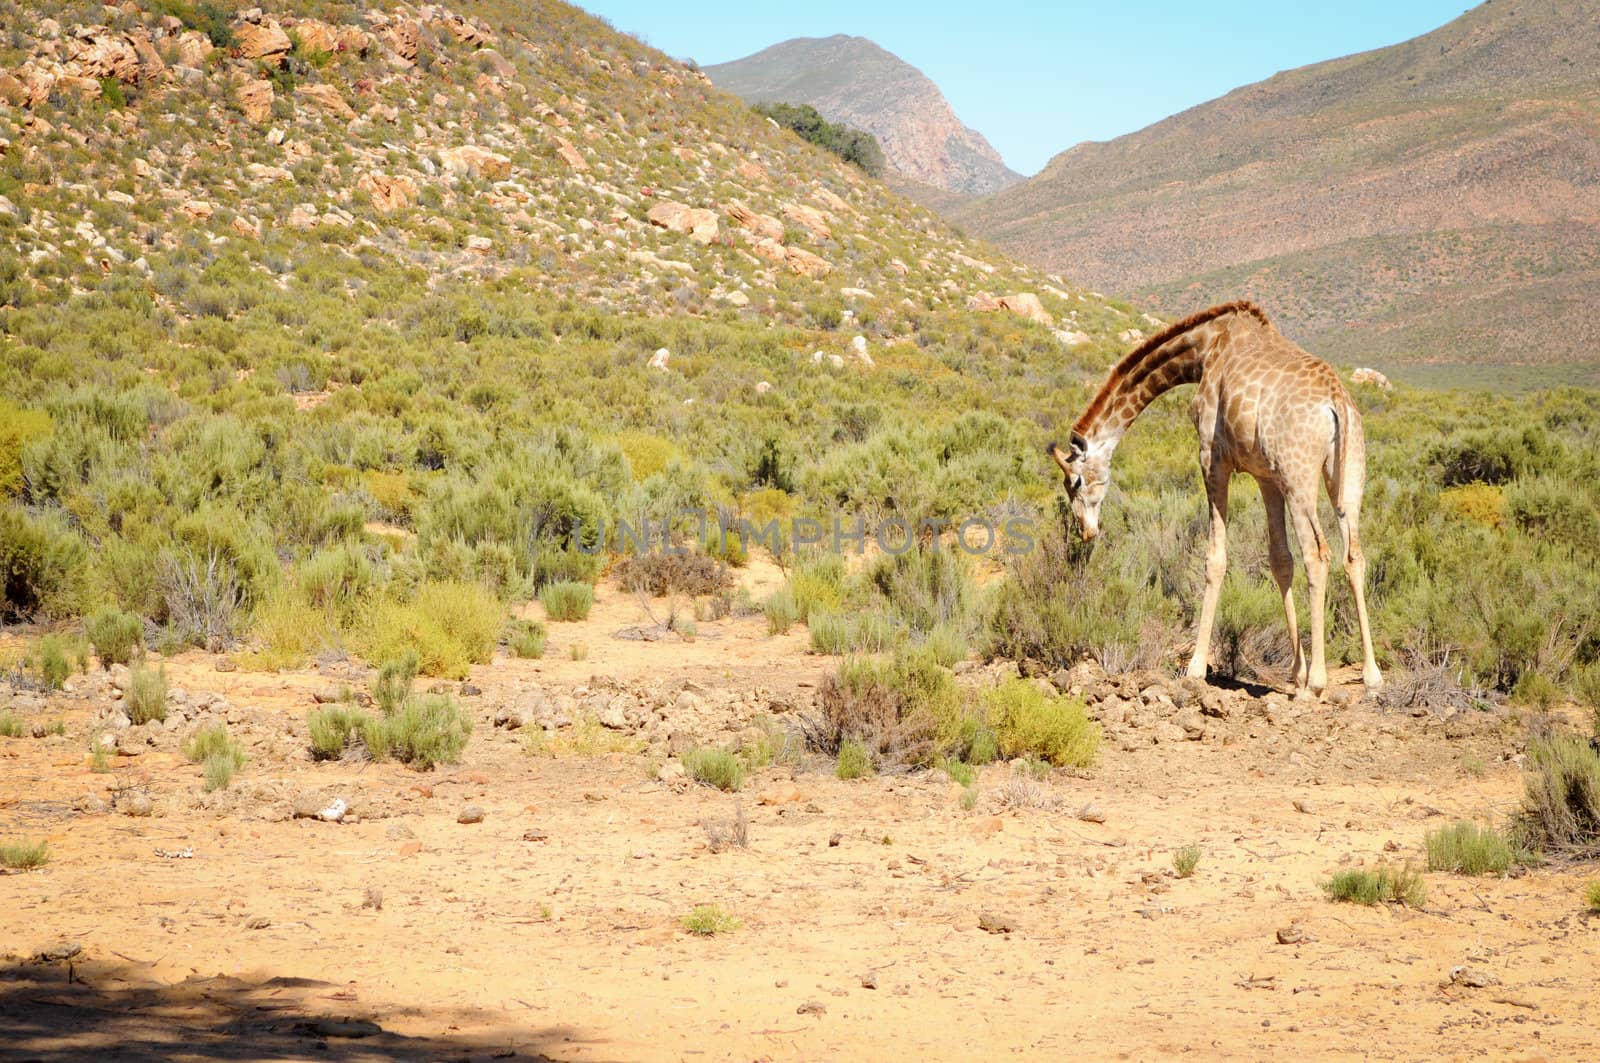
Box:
[360,582,502,678]
[682,747,745,791]
[680,904,741,936]
[1321,864,1426,907]
[1424,821,1525,875]
[983,678,1099,768]
[751,101,885,176]
[0,505,88,620]
[540,580,593,621]
[1513,734,1600,856]
[764,587,799,635]
[809,611,850,655]
[1172,844,1201,879]
[613,551,731,597]
[836,738,873,780]
[125,666,168,723]
[384,694,472,770]
[0,712,23,738]
[0,839,50,869]
[183,722,247,790]
[373,652,419,716]
[1586,881,1600,913]
[35,634,71,691]
[308,704,384,761]
[0,400,51,498]
[939,756,976,787]
[508,619,547,659]
[86,606,143,667]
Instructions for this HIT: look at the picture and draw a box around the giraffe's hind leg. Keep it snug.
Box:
[1259,480,1306,690]
[1326,459,1383,691]
[1186,463,1231,682]
[1285,488,1330,697]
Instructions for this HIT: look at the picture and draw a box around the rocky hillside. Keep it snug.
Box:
[955,0,1600,375]
[705,36,1021,202]
[0,1,1089,336]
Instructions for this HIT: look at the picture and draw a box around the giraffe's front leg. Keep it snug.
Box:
[1186,472,1230,681]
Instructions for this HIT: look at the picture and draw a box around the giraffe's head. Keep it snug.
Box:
[1048,433,1112,541]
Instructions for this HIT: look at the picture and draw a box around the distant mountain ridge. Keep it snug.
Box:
[956,0,1600,374]
[705,35,1022,201]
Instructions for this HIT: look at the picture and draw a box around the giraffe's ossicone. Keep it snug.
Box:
[1048,301,1383,696]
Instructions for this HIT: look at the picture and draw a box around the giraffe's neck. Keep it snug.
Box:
[1073,323,1217,448]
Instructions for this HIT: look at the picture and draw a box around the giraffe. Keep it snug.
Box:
[1047,300,1383,696]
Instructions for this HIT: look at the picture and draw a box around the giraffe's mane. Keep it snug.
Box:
[1073,300,1271,436]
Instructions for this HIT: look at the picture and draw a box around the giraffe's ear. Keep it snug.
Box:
[1047,442,1072,475]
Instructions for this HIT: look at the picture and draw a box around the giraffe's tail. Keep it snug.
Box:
[1329,399,1367,565]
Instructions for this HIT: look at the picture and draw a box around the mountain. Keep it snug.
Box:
[704,35,1022,202]
[955,0,1600,377]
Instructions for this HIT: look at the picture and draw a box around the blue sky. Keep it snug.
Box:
[579,0,1474,175]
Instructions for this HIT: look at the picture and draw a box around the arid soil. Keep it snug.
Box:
[3,572,1598,1061]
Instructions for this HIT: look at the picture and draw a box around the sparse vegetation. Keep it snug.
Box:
[507,619,547,659]
[682,747,746,791]
[383,694,473,771]
[1322,864,1427,907]
[182,722,248,791]
[983,678,1100,768]
[1512,734,1600,856]
[752,102,886,177]
[0,840,50,870]
[1425,821,1526,875]
[836,738,873,780]
[680,904,741,936]
[1586,881,1600,913]
[541,581,594,622]
[1172,844,1202,878]
[86,607,143,667]
[125,666,168,724]
[0,713,22,739]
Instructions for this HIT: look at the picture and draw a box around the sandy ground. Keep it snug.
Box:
[3,573,1599,1061]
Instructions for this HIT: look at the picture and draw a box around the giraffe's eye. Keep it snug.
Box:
[1069,474,1083,493]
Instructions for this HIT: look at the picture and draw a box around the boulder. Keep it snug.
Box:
[356,172,417,211]
[67,31,142,83]
[233,19,292,63]
[997,293,1054,327]
[236,79,273,124]
[551,135,587,172]
[176,31,213,67]
[781,202,831,241]
[440,145,512,180]
[295,84,355,120]
[646,200,718,244]
[724,202,783,242]
[381,20,421,63]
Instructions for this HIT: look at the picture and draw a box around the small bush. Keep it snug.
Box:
[569,641,588,661]
[1321,864,1426,907]
[534,715,645,756]
[86,607,143,667]
[541,580,594,621]
[360,582,502,679]
[0,839,50,869]
[183,722,247,790]
[614,552,731,597]
[682,747,745,791]
[0,713,23,738]
[939,757,976,787]
[809,611,850,655]
[125,666,168,724]
[680,904,741,936]
[384,694,472,770]
[35,634,71,691]
[1513,734,1600,856]
[836,738,873,780]
[1586,881,1600,912]
[508,619,547,658]
[1425,821,1525,875]
[0,505,89,621]
[373,652,419,716]
[308,704,384,761]
[764,587,798,635]
[983,679,1099,768]
[1172,844,1201,879]
[240,594,329,671]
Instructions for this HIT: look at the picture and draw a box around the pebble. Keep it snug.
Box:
[458,805,485,824]
[37,941,82,962]
[1450,965,1499,988]
[1276,925,1308,945]
[119,792,153,817]
[977,911,1016,934]
[1076,802,1107,824]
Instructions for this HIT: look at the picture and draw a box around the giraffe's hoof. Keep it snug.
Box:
[1185,662,1208,682]
[1363,668,1384,691]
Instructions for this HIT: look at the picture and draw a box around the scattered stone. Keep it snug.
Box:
[458,805,485,824]
[119,792,153,817]
[977,911,1016,934]
[460,684,483,697]
[1292,799,1316,814]
[308,1020,382,1039]
[245,916,271,930]
[795,1000,827,1017]
[859,971,878,989]
[73,793,109,814]
[1276,925,1308,945]
[397,840,422,858]
[311,686,343,704]
[37,941,82,962]
[1076,802,1107,824]
[1450,965,1499,989]
[362,887,383,911]
[522,828,549,842]
[828,832,842,847]
[293,792,332,819]
[385,822,415,840]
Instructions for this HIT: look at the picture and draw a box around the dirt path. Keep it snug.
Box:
[3,585,1598,1061]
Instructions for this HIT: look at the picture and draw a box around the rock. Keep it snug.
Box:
[551,135,588,171]
[460,684,483,697]
[73,793,109,814]
[724,202,783,241]
[754,381,773,395]
[1450,965,1499,988]
[1118,328,1146,345]
[0,75,25,108]
[1176,710,1206,740]
[1054,329,1091,346]
[595,701,629,730]
[119,792,153,817]
[295,84,355,120]
[176,31,213,67]
[180,200,214,222]
[646,200,719,244]
[385,822,416,840]
[311,686,343,705]
[37,941,82,962]
[492,706,524,730]
[67,32,142,83]
[245,916,271,930]
[356,172,416,212]
[860,971,877,989]
[1276,925,1308,945]
[757,785,803,806]
[996,293,1054,327]
[795,1000,827,1017]
[1292,799,1316,814]
[1351,367,1392,390]
[1076,802,1107,824]
[522,828,549,842]
[292,792,330,819]
[233,19,292,63]
[440,146,512,180]
[781,202,830,240]
[361,887,383,910]
[977,911,1016,934]
[457,805,485,824]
